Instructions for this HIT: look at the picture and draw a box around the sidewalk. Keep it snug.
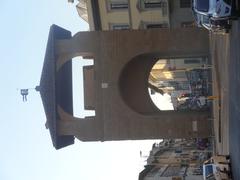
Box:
[210,32,230,155]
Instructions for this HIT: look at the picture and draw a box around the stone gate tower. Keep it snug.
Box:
[39,25,211,149]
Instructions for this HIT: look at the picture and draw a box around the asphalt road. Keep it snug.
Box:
[229,19,240,180]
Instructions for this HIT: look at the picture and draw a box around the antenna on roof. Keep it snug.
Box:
[20,89,29,102]
[18,86,41,102]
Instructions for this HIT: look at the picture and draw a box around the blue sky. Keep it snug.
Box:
[0,1,158,179]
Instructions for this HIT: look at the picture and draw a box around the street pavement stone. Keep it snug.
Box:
[229,19,240,180]
[212,18,240,180]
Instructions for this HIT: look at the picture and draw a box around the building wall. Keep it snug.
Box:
[150,58,205,82]
[86,0,95,30]
[169,0,194,28]
[139,139,207,180]
[98,1,130,30]
[77,0,194,30]
[98,0,170,30]
[129,0,170,29]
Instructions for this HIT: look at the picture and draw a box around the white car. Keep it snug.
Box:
[193,13,211,29]
[192,0,238,19]
[203,155,231,180]
[194,12,232,33]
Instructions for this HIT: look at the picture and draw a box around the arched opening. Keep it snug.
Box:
[54,55,100,146]
[119,53,160,114]
[56,56,96,119]
[72,56,95,118]
[149,57,211,111]
[119,53,211,114]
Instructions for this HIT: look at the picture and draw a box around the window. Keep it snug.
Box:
[180,0,191,8]
[179,81,190,90]
[144,0,165,8]
[195,0,209,12]
[146,167,160,177]
[146,23,168,29]
[110,24,130,30]
[184,59,201,64]
[181,21,194,28]
[139,21,168,29]
[173,72,187,79]
[108,0,128,10]
[140,0,167,9]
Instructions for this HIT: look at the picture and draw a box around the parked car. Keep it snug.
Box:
[209,18,232,33]
[192,0,238,19]
[193,12,231,32]
[203,155,232,180]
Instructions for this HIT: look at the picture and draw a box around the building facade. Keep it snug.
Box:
[139,139,212,180]
[72,0,194,30]
[149,57,211,109]
[149,57,207,92]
